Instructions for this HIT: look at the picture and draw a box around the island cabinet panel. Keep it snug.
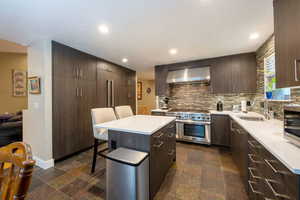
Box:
[274,0,300,88]
[108,121,176,200]
[52,41,136,160]
[211,115,230,147]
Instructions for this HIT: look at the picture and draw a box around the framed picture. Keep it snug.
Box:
[12,70,27,97]
[28,76,41,94]
[137,81,142,100]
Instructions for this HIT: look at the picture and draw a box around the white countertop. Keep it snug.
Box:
[211,110,300,174]
[151,109,170,113]
[94,115,176,135]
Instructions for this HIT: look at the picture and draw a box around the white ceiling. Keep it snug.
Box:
[0,0,273,80]
[0,39,27,53]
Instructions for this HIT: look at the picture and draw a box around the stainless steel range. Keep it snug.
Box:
[166,109,211,145]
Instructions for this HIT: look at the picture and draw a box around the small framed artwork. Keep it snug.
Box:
[28,76,41,94]
[137,81,142,100]
[12,70,27,97]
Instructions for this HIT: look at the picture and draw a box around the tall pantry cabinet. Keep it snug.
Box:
[52,41,136,160]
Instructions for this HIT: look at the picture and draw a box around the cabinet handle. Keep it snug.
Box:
[153,141,164,148]
[154,132,164,138]
[248,140,261,149]
[265,179,291,199]
[80,69,83,79]
[248,181,262,195]
[80,88,83,97]
[248,167,262,179]
[168,149,175,156]
[265,159,289,175]
[76,88,79,97]
[295,59,300,81]
[248,154,263,164]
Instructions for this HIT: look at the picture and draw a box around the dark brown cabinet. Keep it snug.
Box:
[108,121,176,200]
[52,41,136,160]
[230,119,248,191]
[155,66,169,96]
[212,53,257,94]
[211,114,230,147]
[274,0,300,88]
[247,135,300,200]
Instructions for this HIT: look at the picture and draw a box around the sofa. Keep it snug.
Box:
[0,112,23,147]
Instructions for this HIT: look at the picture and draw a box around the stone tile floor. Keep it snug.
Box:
[27,142,248,200]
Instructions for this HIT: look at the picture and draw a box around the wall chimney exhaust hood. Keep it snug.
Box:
[166,67,210,84]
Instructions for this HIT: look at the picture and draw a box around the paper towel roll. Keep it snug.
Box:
[241,100,247,112]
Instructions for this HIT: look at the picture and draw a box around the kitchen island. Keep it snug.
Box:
[95,115,176,199]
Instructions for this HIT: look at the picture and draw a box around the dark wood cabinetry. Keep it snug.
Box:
[212,53,257,94]
[52,41,136,160]
[230,119,248,191]
[155,66,169,96]
[211,114,230,147]
[274,0,300,88]
[155,52,257,96]
[108,121,176,200]
[247,134,300,200]
[228,117,300,200]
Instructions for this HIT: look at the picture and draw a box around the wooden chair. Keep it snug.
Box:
[0,142,35,200]
[91,108,117,173]
[114,105,134,119]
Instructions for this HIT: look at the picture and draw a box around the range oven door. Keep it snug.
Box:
[177,121,211,144]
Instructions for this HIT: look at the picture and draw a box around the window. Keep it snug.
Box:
[264,53,291,100]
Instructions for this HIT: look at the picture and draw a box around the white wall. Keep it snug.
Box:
[23,39,53,169]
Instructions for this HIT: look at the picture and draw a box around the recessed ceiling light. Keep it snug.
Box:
[98,24,109,34]
[249,33,259,40]
[122,58,128,63]
[169,48,178,55]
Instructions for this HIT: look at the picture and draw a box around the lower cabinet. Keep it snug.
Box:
[229,117,300,200]
[211,114,230,146]
[230,119,248,191]
[150,122,176,200]
[248,135,300,200]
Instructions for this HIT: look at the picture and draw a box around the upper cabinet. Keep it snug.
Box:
[274,0,300,88]
[155,53,257,96]
[212,53,257,94]
[155,66,169,96]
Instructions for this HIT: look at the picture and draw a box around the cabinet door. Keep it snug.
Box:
[78,80,97,150]
[211,115,230,146]
[211,56,233,93]
[53,76,79,160]
[232,53,257,93]
[52,42,77,79]
[274,0,300,88]
[155,66,168,96]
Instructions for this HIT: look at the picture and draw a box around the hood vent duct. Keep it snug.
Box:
[166,66,210,84]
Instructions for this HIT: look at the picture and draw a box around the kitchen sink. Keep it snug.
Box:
[238,116,265,121]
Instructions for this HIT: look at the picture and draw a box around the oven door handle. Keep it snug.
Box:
[176,120,211,125]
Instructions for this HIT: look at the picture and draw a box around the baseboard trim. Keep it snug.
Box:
[33,156,54,169]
